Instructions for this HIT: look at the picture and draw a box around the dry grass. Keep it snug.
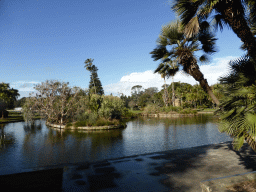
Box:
[226,180,256,192]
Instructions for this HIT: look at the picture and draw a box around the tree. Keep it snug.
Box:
[172,0,256,60]
[150,20,220,106]
[0,83,19,118]
[154,61,179,106]
[131,85,143,108]
[216,56,256,151]
[84,58,104,95]
[23,80,81,124]
[14,97,27,108]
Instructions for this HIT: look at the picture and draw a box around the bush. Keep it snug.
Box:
[94,118,119,126]
[124,110,139,118]
[88,112,98,124]
[143,104,160,114]
[98,95,126,119]
[89,94,102,113]
[74,120,90,127]
[169,106,182,112]
[179,108,197,114]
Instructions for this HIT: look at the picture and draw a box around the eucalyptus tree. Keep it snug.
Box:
[216,56,256,151]
[131,85,143,108]
[150,20,220,105]
[23,80,81,125]
[154,61,179,106]
[172,0,256,60]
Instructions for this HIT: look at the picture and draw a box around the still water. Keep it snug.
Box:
[0,114,231,174]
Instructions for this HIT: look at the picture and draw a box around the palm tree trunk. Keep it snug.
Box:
[185,59,220,106]
[164,79,168,107]
[172,76,175,106]
[216,1,256,60]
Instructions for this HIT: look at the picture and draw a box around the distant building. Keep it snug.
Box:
[14,107,23,114]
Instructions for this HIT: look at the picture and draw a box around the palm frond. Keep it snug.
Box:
[199,54,210,63]
[184,16,200,38]
[172,0,202,27]
[212,14,229,32]
[150,46,169,61]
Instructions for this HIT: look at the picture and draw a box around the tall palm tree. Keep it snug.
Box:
[216,56,256,151]
[154,61,179,106]
[150,20,220,105]
[172,0,256,60]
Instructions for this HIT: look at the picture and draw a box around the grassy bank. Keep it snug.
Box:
[0,111,42,124]
[0,111,24,124]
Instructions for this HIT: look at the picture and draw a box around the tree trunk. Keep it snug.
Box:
[164,78,168,107]
[185,59,220,106]
[172,76,175,106]
[216,1,256,60]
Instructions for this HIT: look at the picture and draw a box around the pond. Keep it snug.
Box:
[0,114,232,175]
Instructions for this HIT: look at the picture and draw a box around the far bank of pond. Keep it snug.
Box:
[0,114,231,175]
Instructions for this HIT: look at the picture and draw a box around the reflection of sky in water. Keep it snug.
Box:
[0,115,232,174]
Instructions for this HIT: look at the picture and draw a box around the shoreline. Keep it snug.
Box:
[46,122,126,130]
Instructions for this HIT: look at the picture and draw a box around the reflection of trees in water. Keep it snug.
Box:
[46,127,123,151]
[138,114,216,126]
[23,121,42,133]
[51,128,123,148]
[0,124,15,150]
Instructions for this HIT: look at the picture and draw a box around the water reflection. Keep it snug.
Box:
[0,114,231,174]
[0,124,15,150]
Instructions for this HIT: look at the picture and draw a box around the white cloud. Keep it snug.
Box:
[104,56,237,96]
[10,81,40,98]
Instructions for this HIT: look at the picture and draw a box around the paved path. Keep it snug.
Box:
[60,141,256,192]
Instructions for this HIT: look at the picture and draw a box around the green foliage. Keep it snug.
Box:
[14,97,26,108]
[123,110,140,119]
[89,94,102,113]
[84,58,104,95]
[0,83,20,110]
[216,56,256,151]
[143,104,160,114]
[98,95,126,119]
[179,108,197,114]
[88,112,98,124]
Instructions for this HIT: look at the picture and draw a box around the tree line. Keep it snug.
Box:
[119,82,225,111]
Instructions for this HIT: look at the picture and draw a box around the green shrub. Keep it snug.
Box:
[94,118,119,126]
[124,110,139,118]
[98,95,126,119]
[89,94,102,113]
[179,108,197,114]
[143,104,160,114]
[88,112,98,125]
[75,111,90,122]
[169,106,182,112]
[74,120,89,127]
[65,122,73,128]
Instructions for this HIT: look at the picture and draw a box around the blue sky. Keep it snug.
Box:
[1,0,246,98]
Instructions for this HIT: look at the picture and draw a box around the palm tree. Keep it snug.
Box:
[150,20,220,106]
[154,61,179,106]
[216,56,256,151]
[172,0,256,60]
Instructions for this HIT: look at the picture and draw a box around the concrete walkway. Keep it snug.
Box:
[59,141,256,192]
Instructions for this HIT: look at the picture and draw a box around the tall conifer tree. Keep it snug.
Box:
[84,59,104,95]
